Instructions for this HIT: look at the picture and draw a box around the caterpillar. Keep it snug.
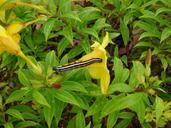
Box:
[53,58,102,72]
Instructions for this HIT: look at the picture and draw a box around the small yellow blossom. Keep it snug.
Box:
[0,22,40,73]
[0,0,6,5]
[78,32,110,94]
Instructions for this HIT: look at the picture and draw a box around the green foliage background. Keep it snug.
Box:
[0,0,171,128]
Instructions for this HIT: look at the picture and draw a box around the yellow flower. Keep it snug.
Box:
[78,32,110,94]
[0,0,6,5]
[0,22,40,73]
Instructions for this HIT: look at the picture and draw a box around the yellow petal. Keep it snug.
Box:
[0,0,6,5]
[87,66,109,95]
[6,22,24,35]
[79,48,105,60]
[11,33,21,44]
[0,22,41,75]
[0,25,8,37]
[91,41,101,48]
[101,32,109,48]
[87,56,109,94]
[100,68,110,94]
[0,36,21,54]
[0,25,21,54]
[0,25,7,52]
[0,40,5,52]
[77,32,110,94]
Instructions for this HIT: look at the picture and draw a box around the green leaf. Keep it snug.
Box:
[140,10,156,20]
[134,41,155,48]
[59,26,73,44]
[4,122,14,128]
[140,11,169,26]
[85,123,91,128]
[0,54,15,68]
[129,61,145,87]
[6,88,31,104]
[93,18,111,31]
[45,50,57,70]
[90,0,104,9]
[61,12,81,22]
[107,111,119,128]
[6,108,24,120]
[82,28,99,40]
[108,83,134,94]
[113,57,123,82]
[139,32,159,40]
[47,0,57,14]
[79,7,101,22]
[58,0,71,14]
[63,69,83,80]
[43,19,56,41]
[141,0,159,8]
[155,96,165,122]
[134,21,161,38]
[59,54,69,65]
[86,97,105,117]
[130,99,146,124]
[22,112,38,120]
[121,69,129,82]
[15,121,38,128]
[101,93,145,117]
[159,0,171,7]
[142,122,154,128]
[80,38,91,53]
[23,33,34,51]
[44,106,54,128]
[120,56,127,66]
[61,81,87,93]
[71,93,89,110]
[57,38,70,57]
[13,105,33,112]
[68,46,84,59]
[67,116,76,128]
[54,100,66,126]
[80,81,101,96]
[118,112,134,119]
[0,95,2,109]
[108,0,121,11]
[76,112,85,128]
[156,7,171,15]
[18,70,31,87]
[124,11,133,25]
[55,89,79,107]
[120,18,129,46]
[160,27,171,42]
[113,57,129,83]
[110,32,120,40]
[114,119,131,128]
[42,89,55,128]
[160,57,168,71]
[32,90,50,108]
